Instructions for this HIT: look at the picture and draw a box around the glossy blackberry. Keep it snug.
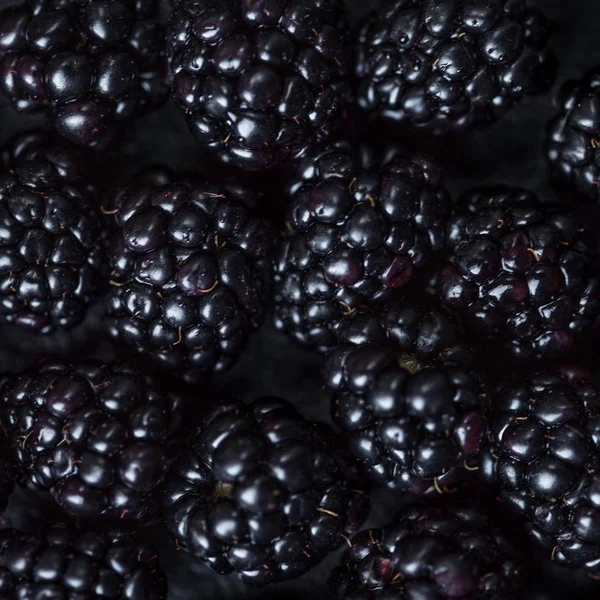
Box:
[355,0,556,133]
[103,170,273,385]
[0,360,186,522]
[167,0,350,171]
[163,397,370,585]
[479,367,600,574]
[429,185,600,359]
[273,142,451,352]
[547,68,600,203]
[0,131,106,333]
[329,504,525,599]
[0,0,168,148]
[0,525,166,599]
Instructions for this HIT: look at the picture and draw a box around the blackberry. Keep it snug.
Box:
[163,397,370,585]
[0,0,168,148]
[354,0,556,133]
[479,366,600,574]
[0,131,106,333]
[0,360,187,522]
[547,68,600,203]
[167,0,350,171]
[103,169,273,384]
[0,525,166,599]
[429,185,600,359]
[329,504,525,599]
[273,142,451,352]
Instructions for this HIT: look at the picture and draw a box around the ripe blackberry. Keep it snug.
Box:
[329,504,525,599]
[273,142,450,352]
[0,131,106,334]
[479,367,600,574]
[0,0,168,148]
[547,68,600,203]
[163,397,370,585]
[0,525,166,599]
[354,0,556,133]
[0,360,187,522]
[429,185,600,359]
[167,0,350,171]
[103,169,273,384]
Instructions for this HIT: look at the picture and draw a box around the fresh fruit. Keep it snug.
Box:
[0,360,187,522]
[163,397,370,585]
[0,0,168,147]
[103,169,273,384]
[354,0,556,132]
[167,0,350,170]
[273,141,450,352]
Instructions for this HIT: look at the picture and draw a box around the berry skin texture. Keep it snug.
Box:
[163,397,370,586]
[273,142,450,352]
[0,360,187,522]
[547,68,600,203]
[0,525,166,599]
[429,185,600,359]
[329,504,525,599]
[103,170,273,384]
[479,367,600,574]
[167,0,350,171]
[0,0,169,148]
[354,0,556,133]
[0,132,107,334]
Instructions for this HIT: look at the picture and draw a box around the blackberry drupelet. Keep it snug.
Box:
[103,170,273,384]
[0,131,106,333]
[329,504,525,599]
[0,360,186,522]
[354,0,556,133]
[0,0,168,148]
[479,367,600,574]
[273,142,450,352]
[167,0,350,171]
[429,185,600,359]
[547,68,600,203]
[163,397,370,585]
[0,525,166,599]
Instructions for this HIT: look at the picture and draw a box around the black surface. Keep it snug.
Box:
[1,0,600,599]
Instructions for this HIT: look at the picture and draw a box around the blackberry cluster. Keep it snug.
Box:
[0,360,186,522]
[273,142,450,352]
[547,68,600,203]
[0,131,106,333]
[329,504,525,599]
[354,0,556,132]
[0,525,166,599]
[479,367,600,574]
[163,397,370,585]
[0,0,168,148]
[103,170,273,384]
[429,186,600,359]
[167,0,350,170]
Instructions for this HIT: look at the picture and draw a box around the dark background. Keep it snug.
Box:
[1,0,600,598]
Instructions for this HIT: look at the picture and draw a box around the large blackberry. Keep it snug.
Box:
[103,169,273,384]
[354,0,556,133]
[273,142,450,352]
[0,131,106,333]
[429,185,600,359]
[0,525,166,599]
[163,397,370,585]
[479,366,600,574]
[0,0,168,148]
[167,0,350,171]
[329,504,526,599]
[0,360,187,522]
[547,68,600,203]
